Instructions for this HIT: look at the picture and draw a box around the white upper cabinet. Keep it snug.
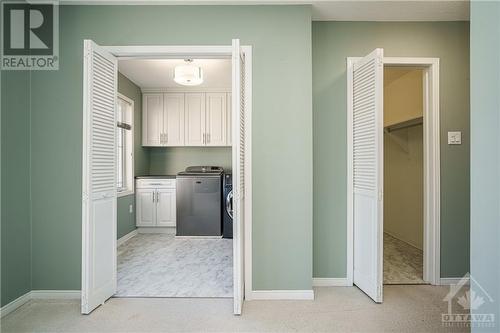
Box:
[164,93,185,146]
[142,91,232,147]
[206,93,227,146]
[184,93,206,146]
[226,93,232,147]
[142,94,163,146]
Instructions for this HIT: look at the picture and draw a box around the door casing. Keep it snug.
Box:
[346,56,441,288]
[81,43,253,314]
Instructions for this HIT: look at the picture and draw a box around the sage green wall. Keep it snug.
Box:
[116,72,148,239]
[470,1,500,328]
[29,5,312,291]
[149,147,231,175]
[1,72,32,306]
[313,22,470,278]
[117,195,135,239]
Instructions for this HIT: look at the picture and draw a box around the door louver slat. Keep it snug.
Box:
[90,50,116,195]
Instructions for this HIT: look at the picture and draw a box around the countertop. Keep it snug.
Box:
[135,175,177,179]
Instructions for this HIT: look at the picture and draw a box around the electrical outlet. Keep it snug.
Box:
[129,204,133,214]
[448,131,462,145]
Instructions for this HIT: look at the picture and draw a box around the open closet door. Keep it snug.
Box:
[81,40,118,314]
[351,48,384,303]
[231,38,245,315]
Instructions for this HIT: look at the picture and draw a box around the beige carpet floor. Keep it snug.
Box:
[384,232,426,284]
[1,286,469,333]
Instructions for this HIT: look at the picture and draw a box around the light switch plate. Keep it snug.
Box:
[448,131,462,145]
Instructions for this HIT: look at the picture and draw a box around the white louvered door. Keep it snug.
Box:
[351,48,384,303]
[81,40,117,314]
[232,39,245,315]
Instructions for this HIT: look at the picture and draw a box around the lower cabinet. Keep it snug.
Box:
[136,179,176,228]
[156,189,176,226]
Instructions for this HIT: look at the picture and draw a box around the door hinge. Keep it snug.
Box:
[378,191,383,202]
[82,192,89,202]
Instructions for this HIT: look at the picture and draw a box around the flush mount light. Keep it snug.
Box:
[174,59,203,86]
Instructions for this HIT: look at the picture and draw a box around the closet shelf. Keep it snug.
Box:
[384,116,423,133]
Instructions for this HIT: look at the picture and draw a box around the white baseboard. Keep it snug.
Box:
[30,290,81,299]
[0,291,31,318]
[1,290,80,318]
[117,229,138,247]
[440,277,470,285]
[383,231,423,251]
[137,227,176,234]
[312,278,350,287]
[248,290,314,300]
[175,235,222,239]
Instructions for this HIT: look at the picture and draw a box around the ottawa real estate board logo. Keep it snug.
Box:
[1,1,59,70]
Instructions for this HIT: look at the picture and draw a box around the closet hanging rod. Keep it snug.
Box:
[384,116,423,133]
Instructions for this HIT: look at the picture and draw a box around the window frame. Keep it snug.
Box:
[116,92,135,198]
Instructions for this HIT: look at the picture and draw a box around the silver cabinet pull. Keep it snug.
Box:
[157,191,160,203]
[165,133,168,144]
[208,133,210,144]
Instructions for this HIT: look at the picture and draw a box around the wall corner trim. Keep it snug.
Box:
[117,228,138,247]
[247,290,314,300]
[0,290,81,318]
[312,278,351,287]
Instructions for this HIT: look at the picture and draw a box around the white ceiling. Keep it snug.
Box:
[310,0,469,21]
[62,0,470,21]
[118,59,232,89]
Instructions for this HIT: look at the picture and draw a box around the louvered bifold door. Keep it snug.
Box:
[81,40,118,314]
[352,48,384,303]
[231,38,245,315]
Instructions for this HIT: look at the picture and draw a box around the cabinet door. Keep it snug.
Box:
[184,93,206,146]
[206,93,227,146]
[226,93,232,146]
[142,94,163,146]
[136,189,156,226]
[164,93,185,146]
[156,188,176,227]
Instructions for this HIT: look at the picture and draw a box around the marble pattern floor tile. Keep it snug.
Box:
[384,232,426,285]
[116,233,233,298]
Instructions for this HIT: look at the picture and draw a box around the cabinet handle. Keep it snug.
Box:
[208,133,210,144]
[157,192,160,203]
[203,133,206,144]
[165,133,168,144]
[152,192,155,203]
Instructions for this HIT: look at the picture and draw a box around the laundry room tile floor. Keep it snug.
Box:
[116,233,233,298]
[384,233,426,284]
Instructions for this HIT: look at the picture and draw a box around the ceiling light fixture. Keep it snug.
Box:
[174,59,203,86]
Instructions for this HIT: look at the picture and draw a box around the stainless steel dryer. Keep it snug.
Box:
[176,166,223,236]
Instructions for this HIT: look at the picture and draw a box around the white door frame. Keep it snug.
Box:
[81,43,253,309]
[347,56,440,286]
